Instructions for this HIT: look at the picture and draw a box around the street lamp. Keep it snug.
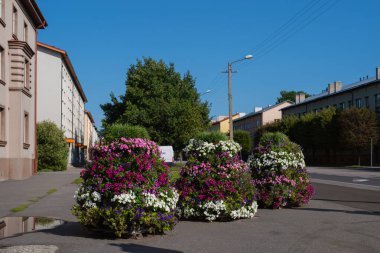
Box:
[227,54,253,140]
[201,89,212,96]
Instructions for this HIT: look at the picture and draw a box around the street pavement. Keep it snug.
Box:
[0,167,379,253]
[307,166,380,190]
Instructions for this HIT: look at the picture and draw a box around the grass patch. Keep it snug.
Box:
[47,188,57,195]
[169,162,183,183]
[10,204,29,213]
[72,177,83,185]
[28,196,43,203]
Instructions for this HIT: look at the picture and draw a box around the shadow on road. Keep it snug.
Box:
[295,207,380,216]
[314,198,380,204]
[109,243,182,253]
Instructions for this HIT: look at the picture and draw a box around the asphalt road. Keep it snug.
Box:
[0,168,380,253]
[312,182,380,213]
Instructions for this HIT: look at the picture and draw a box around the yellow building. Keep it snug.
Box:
[209,113,245,134]
[84,110,99,161]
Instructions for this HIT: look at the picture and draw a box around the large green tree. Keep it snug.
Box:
[276,90,311,104]
[338,108,378,165]
[101,58,210,151]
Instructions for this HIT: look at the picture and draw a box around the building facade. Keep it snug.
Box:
[0,0,47,181]
[36,42,87,166]
[84,110,99,161]
[282,68,380,117]
[233,101,293,140]
[209,113,245,133]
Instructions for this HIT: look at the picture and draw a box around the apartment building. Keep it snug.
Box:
[282,68,380,117]
[36,42,87,166]
[233,101,293,140]
[209,113,245,133]
[0,0,47,180]
[84,110,99,161]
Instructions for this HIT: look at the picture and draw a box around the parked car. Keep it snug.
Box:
[159,146,174,166]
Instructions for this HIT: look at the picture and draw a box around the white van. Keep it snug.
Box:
[159,146,174,165]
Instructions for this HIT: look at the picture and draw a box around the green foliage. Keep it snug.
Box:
[233,130,253,160]
[276,90,311,104]
[195,131,228,143]
[100,58,210,151]
[256,107,379,161]
[338,108,378,159]
[259,132,302,153]
[102,123,150,143]
[37,121,68,171]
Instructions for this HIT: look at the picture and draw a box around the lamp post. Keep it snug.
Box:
[227,54,253,140]
[201,90,212,96]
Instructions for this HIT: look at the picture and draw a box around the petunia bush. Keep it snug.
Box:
[248,132,314,209]
[175,139,258,221]
[72,138,178,237]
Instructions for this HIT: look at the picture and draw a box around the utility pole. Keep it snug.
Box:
[228,63,233,140]
[371,138,373,167]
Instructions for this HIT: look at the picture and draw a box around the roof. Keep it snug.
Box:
[211,113,242,126]
[20,0,48,28]
[85,110,95,124]
[37,42,88,103]
[282,77,379,111]
[234,101,294,123]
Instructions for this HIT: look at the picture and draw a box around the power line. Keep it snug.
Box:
[236,0,341,71]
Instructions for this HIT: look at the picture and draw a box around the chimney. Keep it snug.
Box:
[376,67,380,80]
[334,81,342,92]
[295,93,306,104]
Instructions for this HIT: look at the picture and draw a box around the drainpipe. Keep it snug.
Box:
[33,30,38,175]
[34,21,47,174]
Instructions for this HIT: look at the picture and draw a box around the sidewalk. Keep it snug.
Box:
[0,166,82,218]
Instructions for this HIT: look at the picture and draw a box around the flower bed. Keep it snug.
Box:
[72,138,178,238]
[248,139,314,209]
[175,139,258,221]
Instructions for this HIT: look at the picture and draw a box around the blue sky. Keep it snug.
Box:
[37,0,380,127]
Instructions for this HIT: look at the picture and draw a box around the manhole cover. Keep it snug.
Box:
[0,217,65,239]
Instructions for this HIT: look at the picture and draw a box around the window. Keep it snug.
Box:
[365,96,369,108]
[0,106,5,145]
[23,22,28,42]
[348,100,352,108]
[24,59,29,88]
[375,94,380,113]
[0,46,4,82]
[12,7,17,37]
[23,112,29,146]
[338,102,345,110]
[355,98,362,108]
[0,0,3,21]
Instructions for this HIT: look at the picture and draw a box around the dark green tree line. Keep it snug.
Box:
[101,58,210,151]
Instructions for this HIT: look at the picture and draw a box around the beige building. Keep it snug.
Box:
[0,0,47,181]
[37,42,87,166]
[282,68,380,117]
[233,101,293,140]
[210,113,245,134]
[84,110,99,161]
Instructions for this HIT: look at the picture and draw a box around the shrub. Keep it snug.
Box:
[102,124,150,143]
[195,131,228,143]
[37,121,68,171]
[259,132,302,154]
[175,139,257,221]
[72,138,178,238]
[249,136,314,208]
[234,130,253,160]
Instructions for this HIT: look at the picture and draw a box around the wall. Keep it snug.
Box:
[0,0,39,180]
[36,47,61,126]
